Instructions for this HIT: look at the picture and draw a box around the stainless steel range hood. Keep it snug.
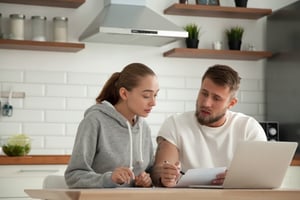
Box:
[79,0,188,46]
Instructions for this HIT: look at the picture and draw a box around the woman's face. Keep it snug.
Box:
[123,75,159,118]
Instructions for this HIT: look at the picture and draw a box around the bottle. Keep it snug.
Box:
[53,16,68,42]
[31,16,47,41]
[9,14,26,40]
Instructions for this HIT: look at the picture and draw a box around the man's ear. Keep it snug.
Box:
[119,87,128,100]
[228,97,238,109]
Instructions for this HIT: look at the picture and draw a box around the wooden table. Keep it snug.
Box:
[25,188,300,200]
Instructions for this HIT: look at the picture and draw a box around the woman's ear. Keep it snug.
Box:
[119,87,128,100]
[228,97,238,109]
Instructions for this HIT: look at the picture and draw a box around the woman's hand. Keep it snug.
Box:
[135,171,152,187]
[111,167,135,185]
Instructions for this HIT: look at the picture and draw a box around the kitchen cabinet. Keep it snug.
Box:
[0,0,85,52]
[0,155,69,200]
[0,165,67,199]
[163,3,272,60]
[0,0,85,8]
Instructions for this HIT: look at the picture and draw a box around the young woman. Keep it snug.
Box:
[65,63,159,188]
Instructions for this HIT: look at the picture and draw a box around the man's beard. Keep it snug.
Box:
[195,108,226,126]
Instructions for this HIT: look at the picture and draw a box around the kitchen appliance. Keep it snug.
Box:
[79,0,188,46]
[265,0,300,153]
[259,121,279,141]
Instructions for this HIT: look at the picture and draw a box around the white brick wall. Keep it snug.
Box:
[0,69,265,153]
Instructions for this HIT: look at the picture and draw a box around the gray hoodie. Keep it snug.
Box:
[65,101,154,188]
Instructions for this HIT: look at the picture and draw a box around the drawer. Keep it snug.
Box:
[0,165,66,198]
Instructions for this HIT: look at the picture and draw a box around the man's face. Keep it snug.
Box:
[195,77,237,127]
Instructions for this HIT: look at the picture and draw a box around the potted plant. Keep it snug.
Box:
[183,23,200,48]
[225,26,244,50]
[234,0,248,7]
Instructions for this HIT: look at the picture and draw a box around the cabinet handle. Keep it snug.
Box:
[19,169,60,173]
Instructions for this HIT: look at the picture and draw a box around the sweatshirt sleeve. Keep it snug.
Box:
[64,114,121,188]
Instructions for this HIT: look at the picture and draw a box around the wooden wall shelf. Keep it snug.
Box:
[0,155,70,165]
[163,48,272,60]
[0,39,85,52]
[164,3,272,19]
[0,0,85,8]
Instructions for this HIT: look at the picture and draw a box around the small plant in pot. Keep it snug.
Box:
[226,26,244,50]
[234,0,248,7]
[183,23,200,48]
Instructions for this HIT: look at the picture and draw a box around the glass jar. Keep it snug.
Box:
[53,16,68,42]
[31,16,47,41]
[10,14,26,40]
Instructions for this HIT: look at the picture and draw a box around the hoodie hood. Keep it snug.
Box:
[84,100,131,128]
[79,0,188,46]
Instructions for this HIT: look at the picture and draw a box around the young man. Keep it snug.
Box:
[151,64,267,187]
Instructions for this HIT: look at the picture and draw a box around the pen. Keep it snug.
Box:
[164,160,185,175]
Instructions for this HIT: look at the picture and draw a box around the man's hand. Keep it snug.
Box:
[212,170,227,185]
[160,161,182,187]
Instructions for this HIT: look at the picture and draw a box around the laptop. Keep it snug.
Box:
[188,141,298,189]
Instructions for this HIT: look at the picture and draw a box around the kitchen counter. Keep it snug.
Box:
[0,155,70,165]
[0,154,299,165]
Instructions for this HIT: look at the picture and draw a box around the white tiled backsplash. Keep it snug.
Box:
[0,69,265,154]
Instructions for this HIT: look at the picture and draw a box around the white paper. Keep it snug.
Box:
[175,167,226,188]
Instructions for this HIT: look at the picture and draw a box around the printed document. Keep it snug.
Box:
[175,167,226,187]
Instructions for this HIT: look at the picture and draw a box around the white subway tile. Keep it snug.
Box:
[159,76,184,88]
[23,123,65,136]
[2,83,45,96]
[156,89,167,100]
[87,86,102,98]
[240,79,260,91]
[258,103,265,116]
[167,89,198,100]
[231,103,259,116]
[186,78,201,89]
[1,98,23,109]
[0,70,23,82]
[45,136,75,149]
[30,149,66,155]
[46,85,86,97]
[0,123,22,135]
[149,125,160,138]
[24,97,65,109]
[145,113,166,124]
[241,91,264,103]
[154,101,185,113]
[185,101,196,112]
[30,136,45,148]
[25,71,66,83]
[68,72,108,85]
[66,98,94,110]
[45,110,83,123]
[66,123,79,136]
[0,110,44,122]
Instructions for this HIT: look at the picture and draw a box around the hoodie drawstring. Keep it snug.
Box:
[126,121,133,170]
[139,122,144,164]
[126,121,144,170]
